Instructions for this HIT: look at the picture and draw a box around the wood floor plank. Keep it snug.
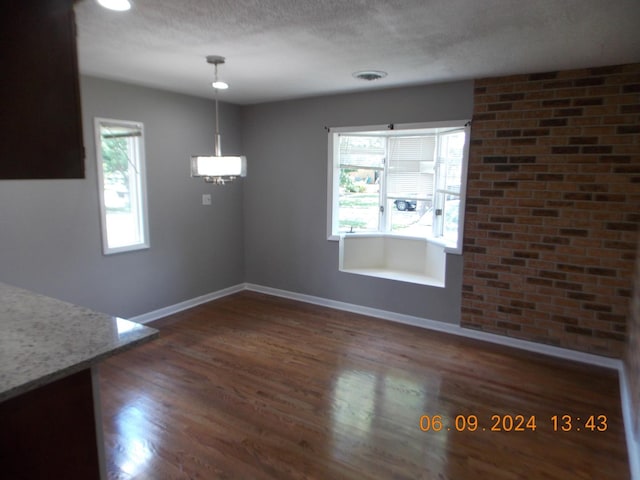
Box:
[99,291,629,479]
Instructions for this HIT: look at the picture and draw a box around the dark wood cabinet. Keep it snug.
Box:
[0,369,101,480]
[0,0,84,179]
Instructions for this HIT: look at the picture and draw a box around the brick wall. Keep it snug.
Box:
[462,63,640,357]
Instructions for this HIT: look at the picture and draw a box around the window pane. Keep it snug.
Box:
[388,198,433,237]
[386,136,435,237]
[338,168,380,233]
[96,119,149,254]
[442,196,460,245]
[387,136,435,198]
[433,129,466,244]
[437,131,465,193]
[339,135,385,168]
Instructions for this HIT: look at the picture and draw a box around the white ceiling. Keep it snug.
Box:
[75,0,640,105]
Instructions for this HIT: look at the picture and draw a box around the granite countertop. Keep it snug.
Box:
[0,282,158,402]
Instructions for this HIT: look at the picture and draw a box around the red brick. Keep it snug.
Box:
[464,63,639,357]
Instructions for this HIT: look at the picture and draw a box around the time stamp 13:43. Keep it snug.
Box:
[419,414,608,433]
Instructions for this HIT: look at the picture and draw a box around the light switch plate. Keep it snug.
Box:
[202,194,212,205]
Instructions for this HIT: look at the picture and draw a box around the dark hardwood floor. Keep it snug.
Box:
[99,291,629,479]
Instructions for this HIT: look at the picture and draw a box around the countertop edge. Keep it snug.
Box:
[0,329,159,403]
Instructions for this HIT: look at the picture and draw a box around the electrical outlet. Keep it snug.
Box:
[202,194,212,205]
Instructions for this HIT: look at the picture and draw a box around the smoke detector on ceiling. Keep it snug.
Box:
[352,70,388,81]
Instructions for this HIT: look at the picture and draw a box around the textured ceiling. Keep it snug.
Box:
[75,0,640,105]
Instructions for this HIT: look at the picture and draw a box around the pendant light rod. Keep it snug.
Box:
[190,55,246,184]
[208,55,225,157]
[214,93,221,157]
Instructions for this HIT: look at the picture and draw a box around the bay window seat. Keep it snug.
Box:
[339,234,446,287]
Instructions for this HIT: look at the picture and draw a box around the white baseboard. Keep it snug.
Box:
[128,281,620,369]
[129,281,637,478]
[245,283,620,370]
[127,283,245,324]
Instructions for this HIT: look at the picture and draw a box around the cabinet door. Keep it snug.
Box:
[0,0,85,179]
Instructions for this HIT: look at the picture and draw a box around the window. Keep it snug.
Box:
[327,121,470,253]
[95,118,149,255]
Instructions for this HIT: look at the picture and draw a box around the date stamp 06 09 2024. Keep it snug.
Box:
[419,414,608,433]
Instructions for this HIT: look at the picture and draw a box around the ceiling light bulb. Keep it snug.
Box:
[97,0,132,11]
[212,81,229,90]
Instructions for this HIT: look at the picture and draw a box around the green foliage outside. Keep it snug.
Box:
[101,137,130,187]
[340,219,368,229]
[340,168,356,192]
[339,194,378,207]
[340,169,367,193]
[338,193,378,231]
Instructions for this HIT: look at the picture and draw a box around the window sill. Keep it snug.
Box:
[339,267,445,287]
[103,243,150,256]
[338,234,446,287]
[386,233,461,255]
[330,232,461,255]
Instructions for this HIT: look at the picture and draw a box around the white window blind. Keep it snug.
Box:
[387,136,435,199]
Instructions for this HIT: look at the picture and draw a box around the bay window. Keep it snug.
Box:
[327,120,470,254]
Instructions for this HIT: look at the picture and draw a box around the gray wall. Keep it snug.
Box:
[0,76,244,318]
[241,81,474,323]
[1,76,474,324]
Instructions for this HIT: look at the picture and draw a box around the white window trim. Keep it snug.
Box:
[327,120,470,255]
[95,117,150,255]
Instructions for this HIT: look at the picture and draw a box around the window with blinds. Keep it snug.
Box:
[328,121,470,252]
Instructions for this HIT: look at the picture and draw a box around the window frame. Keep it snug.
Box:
[327,120,470,254]
[95,117,150,255]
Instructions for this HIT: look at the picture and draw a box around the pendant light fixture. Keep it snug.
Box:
[190,55,246,185]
